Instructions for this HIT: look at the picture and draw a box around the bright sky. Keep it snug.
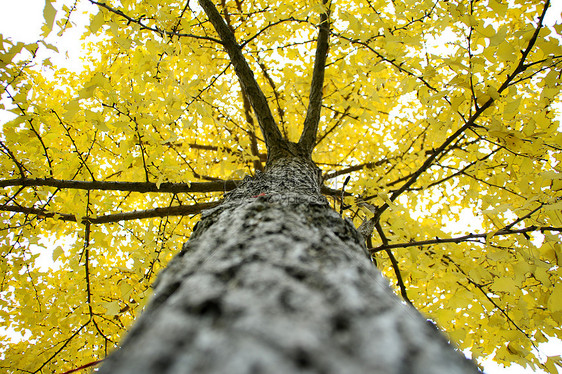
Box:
[0,1,561,373]
[0,0,43,43]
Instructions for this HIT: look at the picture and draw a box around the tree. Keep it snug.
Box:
[0,0,561,372]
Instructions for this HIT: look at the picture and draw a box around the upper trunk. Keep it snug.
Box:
[99,157,480,374]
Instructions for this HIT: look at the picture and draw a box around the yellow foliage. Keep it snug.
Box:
[0,0,561,373]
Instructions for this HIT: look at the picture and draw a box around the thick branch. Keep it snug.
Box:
[197,0,285,154]
[91,203,219,224]
[323,158,394,180]
[0,202,219,225]
[299,1,330,155]
[0,177,347,200]
[0,178,238,194]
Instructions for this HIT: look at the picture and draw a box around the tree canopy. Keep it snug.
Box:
[0,0,561,373]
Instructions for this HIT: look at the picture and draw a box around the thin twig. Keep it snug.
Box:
[371,226,561,252]
[375,223,413,305]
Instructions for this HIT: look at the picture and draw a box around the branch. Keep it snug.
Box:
[438,252,540,353]
[0,202,219,225]
[323,158,394,180]
[0,178,239,194]
[240,17,310,48]
[256,58,286,135]
[53,110,98,181]
[299,0,330,155]
[405,148,500,192]
[371,226,562,252]
[197,0,285,155]
[375,223,413,305]
[332,32,437,92]
[61,359,104,374]
[321,185,352,197]
[32,322,90,374]
[91,202,219,224]
[3,88,53,177]
[314,102,355,147]
[0,141,27,178]
[218,5,265,174]
[89,0,222,44]
[0,205,77,222]
[372,0,551,222]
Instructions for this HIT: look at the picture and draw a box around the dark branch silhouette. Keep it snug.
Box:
[299,0,330,155]
[198,0,285,157]
[375,222,413,306]
[0,177,344,196]
[0,178,239,194]
[371,226,562,252]
[0,202,219,224]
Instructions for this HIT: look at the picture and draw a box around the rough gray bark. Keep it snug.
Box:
[99,156,481,374]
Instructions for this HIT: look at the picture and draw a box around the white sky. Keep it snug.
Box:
[0,0,561,373]
[0,0,43,43]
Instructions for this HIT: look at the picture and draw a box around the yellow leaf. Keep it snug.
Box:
[548,283,562,312]
[497,42,516,61]
[52,246,63,261]
[42,0,57,37]
[120,282,133,300]
[486,86,500,100]
[102,301,120,316]
[503,96,521,115]
[491,277,518,294]
[544,356,562,374]
[89,11,105,33]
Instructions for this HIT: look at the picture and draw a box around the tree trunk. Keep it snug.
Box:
[99,157,481,374]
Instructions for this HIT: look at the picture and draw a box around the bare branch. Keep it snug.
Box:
[375,223,413,305]
[299,0,330,155]
[0,202,219,225]
[198,0,285,155]
[0,141,27,178]
[0,177,239,194]
[323,158,394,180]
[60,359,104,374]
[371,226,561,252]
[90,203,219,224]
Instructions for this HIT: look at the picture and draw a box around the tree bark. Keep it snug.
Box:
[99,157,481,374]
